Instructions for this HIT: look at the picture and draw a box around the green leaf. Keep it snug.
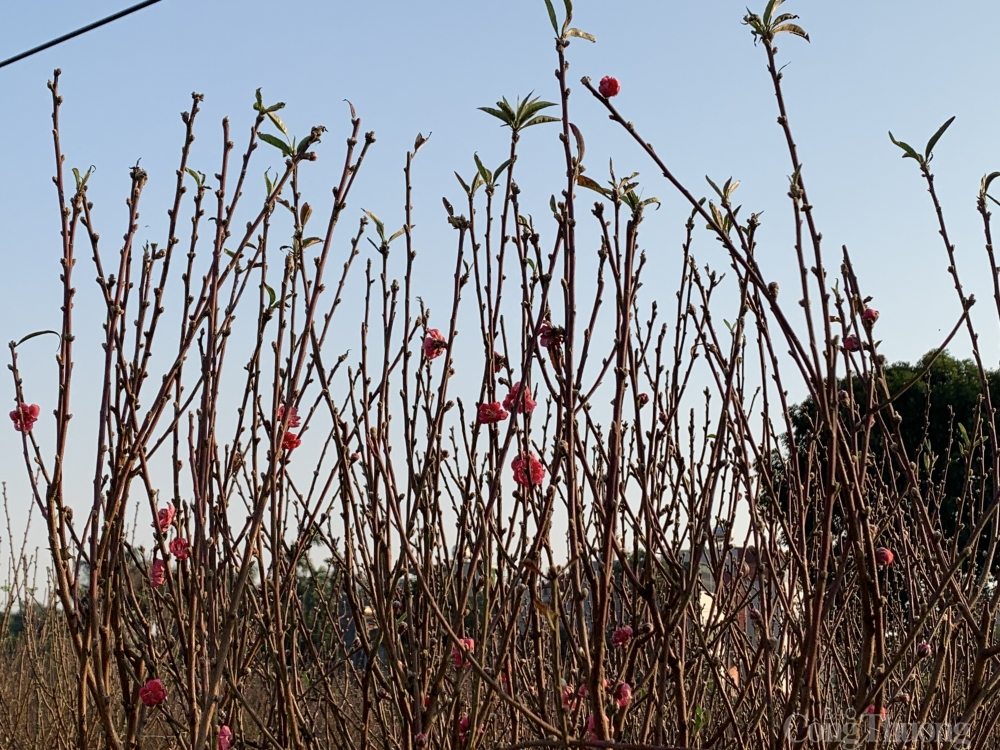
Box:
[301,237,322,249]
[254,88,264,112]
[388,227,406,243]
[522,115,560,129]
[266,102,285,113]
[772,23,809,41]
[519,97,557,121]
[577,174,610,198]
[14,329,60,348]
[981,171,1000,196]
[693,704,710,735]
[543,0,559,34]
[771,12,799,25]
[493,157,515,181]
[565,28,596,42]
[705,175,724,199]
[478,106,511,126]
[185,168,204,187]
[474,153,492,185]
[267,111,288,136]
[550,195,558,215]
[264,283,277,309]
[570,123,585,163]
[562,0,573,32]
[709,202,726,231]
[762,0,779,26]
[924,115,956,159]
[524,257,536,273]
[264,170,274,196]
[259,133,291,157]
[888,131,922,162]
[364,211,386,239]
[455,171,472,195]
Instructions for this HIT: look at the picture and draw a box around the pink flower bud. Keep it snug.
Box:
[150,559,167,588]
[218,726,232,750]
[538,321,565,348]
[169,537,190,560]
[561,684,578,710]
[864,704,886,719]
[415,733,428,747]
[844,335,861,352]
[277,404,301,427]
[458,714,470,742]
[503,382,536,414]
[452,637,475,668]
[511,452,546,488]
[917,642,932,659]
[599,76,621,98]
[638,393,650,408]
[611,625,633,647]
[282,431,302,452]
[614,682,632,708]
[139,678,166,707]
[875,547,894,566]
[862,307,880,326]
[153,503,175,533]
[477,401,509,424]
[9,403,40,433]
[422,329,447,360]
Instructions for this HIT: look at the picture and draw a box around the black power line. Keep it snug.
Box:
[0,0,166,71]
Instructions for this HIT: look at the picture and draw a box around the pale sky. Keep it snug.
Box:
[3,0,1000,569]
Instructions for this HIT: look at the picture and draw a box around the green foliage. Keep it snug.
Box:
[478,94,559,133]
[744,0,810,44]
[889,115,956,166]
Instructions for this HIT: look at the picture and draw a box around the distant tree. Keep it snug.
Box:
[778,351,1000,566]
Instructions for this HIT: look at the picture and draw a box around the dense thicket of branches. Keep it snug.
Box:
[6,2,1000,749]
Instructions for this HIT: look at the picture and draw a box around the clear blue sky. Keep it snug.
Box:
[3,0,1000,560]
